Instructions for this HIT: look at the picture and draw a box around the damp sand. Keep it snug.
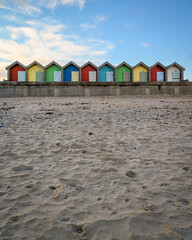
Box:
[0,96,192,240]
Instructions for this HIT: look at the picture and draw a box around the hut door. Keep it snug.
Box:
[123,72,130,82]
[54,71,61,82]
[140,72,148,82]
[172,72,180,82]
[156,72,164,82]
[89,71,96,82]
[71,71,79,82]
[18,71,25,82]
[106,71,113,82]
[36,71,44,82]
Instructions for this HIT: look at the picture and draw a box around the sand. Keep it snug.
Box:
[0,96,192,240]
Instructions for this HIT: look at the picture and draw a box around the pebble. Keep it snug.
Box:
[61,217,70,222]
[88,132,93,135]
[183,167,190,171]
[125,170,136,178]
[10,216,19,222]
[72,225,84,234]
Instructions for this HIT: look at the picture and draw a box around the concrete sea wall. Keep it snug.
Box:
[0,82,191,98]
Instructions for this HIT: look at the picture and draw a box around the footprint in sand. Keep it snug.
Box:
[12,165,34,171]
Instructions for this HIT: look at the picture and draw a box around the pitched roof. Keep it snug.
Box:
[63,61,80,69]
[166,62,185,71]
[27,61,45,69]
[98,61,115,70]
[81,61,98,69]
[150,62,166,70]
[133,61,149,69]
[116,61,133,70]
[6,61,26,70]
[45,61,62,69]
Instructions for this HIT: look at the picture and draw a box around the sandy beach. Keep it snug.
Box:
[0,96,192,240]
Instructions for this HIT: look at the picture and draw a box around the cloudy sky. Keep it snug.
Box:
[0,0,192,80]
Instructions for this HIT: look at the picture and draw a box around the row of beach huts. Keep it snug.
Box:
[6,61,185,83]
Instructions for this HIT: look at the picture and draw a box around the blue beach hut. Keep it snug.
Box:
[98,62,115,82]
[63,61,80,82]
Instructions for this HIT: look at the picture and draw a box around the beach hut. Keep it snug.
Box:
[6,61,26,82]
[63,61,80,82]
[98,62,115,82]
[115,62,133,82]
[150,62,166,82]
[133,62,149,82]
[166,62,185,82]
[45,61,62,82]
[27,61,45,82]
[81,61,98,82]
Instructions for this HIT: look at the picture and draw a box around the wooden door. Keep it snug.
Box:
[140,72,148,82]
[36,71,44,82]
[123,72,130,82]
[71,71,79,82]
[106,71,113,82]
[54,71,61,82]
[18,71,25,82]
[172,72,180,82]
[156,72,164,82]
[89,71,96,82]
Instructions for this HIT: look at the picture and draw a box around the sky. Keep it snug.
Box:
[0,0,192,80]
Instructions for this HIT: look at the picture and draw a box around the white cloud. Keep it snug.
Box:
[0,63,8,81]
[0,0,85,17]
[80,14,106,31]
[25,20,38,26]
[42,0,86,10]
[3,14,18,22]
[40,0,59,9]
[106,42,115,50]
[44,24,66,32]
[61,0,85,9]
[125,22,133,29]
[141,42,149,48]
[96,15,106,22]
[6,26,38,39]
[19,4,41,16]
[0,20,114,80]
[0,1,41,16]
[80,22,96,31]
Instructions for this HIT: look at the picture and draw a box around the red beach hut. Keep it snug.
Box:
[6,61,26,82]
[150,62,166,82]
[81,61,98,82]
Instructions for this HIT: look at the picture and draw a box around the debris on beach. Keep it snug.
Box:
[125,170,136,178]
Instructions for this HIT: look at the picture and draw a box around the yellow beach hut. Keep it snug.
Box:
[133,62,149,82]
[27,61,45,82]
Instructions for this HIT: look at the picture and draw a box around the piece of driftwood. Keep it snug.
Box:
[0,106,15,111]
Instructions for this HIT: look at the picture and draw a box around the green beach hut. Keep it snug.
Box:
[115,62,133,82]
[45,61,63,82]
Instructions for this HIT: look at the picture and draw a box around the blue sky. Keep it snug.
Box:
[0,0,192,80]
